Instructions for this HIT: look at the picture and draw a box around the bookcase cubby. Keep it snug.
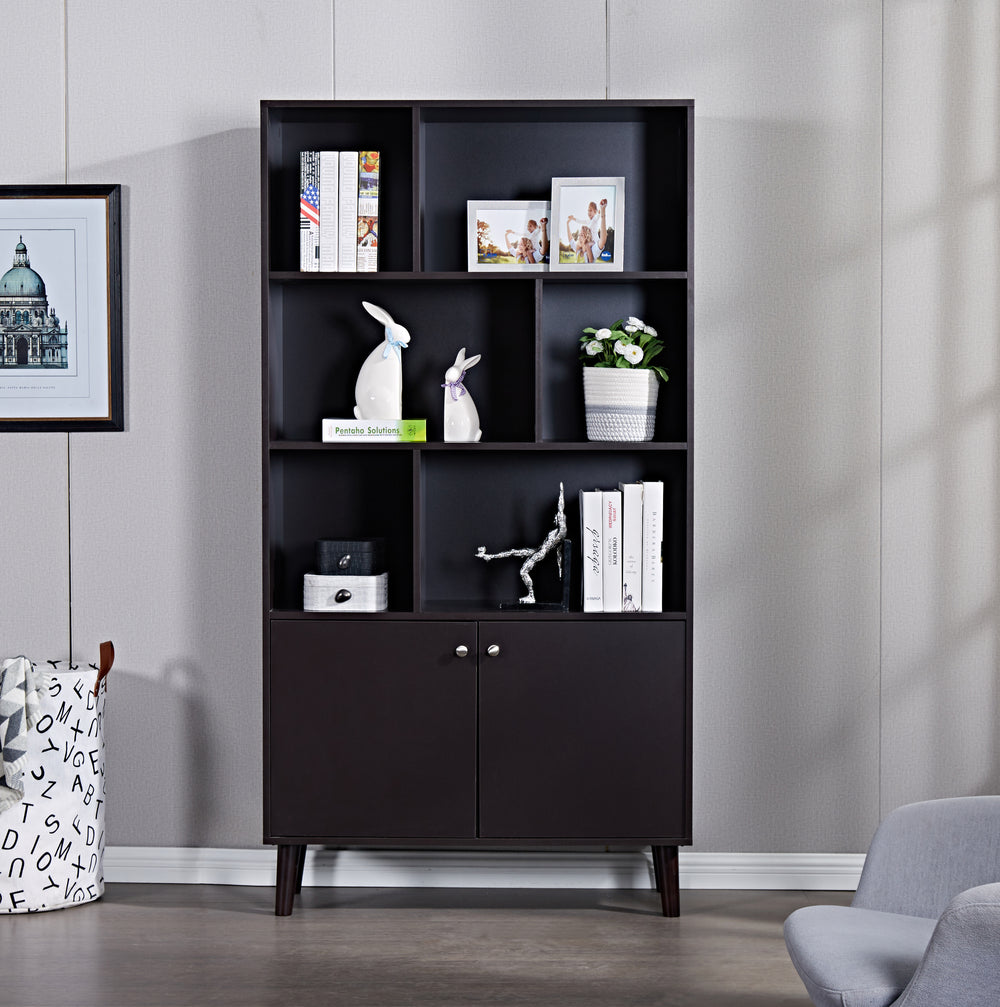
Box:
[261,99,694,917]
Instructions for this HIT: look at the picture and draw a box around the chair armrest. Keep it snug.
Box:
[893,883,1000,1006]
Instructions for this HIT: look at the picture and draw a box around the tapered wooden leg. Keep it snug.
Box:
[275,843,305,916]
[294,844,307,894]
[652,848,664,894]
[651,845,680,917]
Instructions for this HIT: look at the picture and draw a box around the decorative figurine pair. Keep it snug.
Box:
[355,301,482,442]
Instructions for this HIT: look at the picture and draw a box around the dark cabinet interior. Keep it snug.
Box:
[262,99,694,917]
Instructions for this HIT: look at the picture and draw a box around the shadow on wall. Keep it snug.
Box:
[69,126,263,848]
[879,0,1000,808]
[103,661,214,847]
[694,111,881,854]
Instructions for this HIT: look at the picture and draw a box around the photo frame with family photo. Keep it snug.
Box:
[550,177,625,272]
[467,200,551,271]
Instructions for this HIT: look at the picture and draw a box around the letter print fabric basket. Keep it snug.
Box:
[0,642,113,913]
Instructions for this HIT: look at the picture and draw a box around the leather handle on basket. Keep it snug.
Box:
[93,640,114,697]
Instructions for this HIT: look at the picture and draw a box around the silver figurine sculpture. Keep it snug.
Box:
[475,482,567,604]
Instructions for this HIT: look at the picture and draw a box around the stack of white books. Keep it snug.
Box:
[579,481,663,613]
[299,150,380,272]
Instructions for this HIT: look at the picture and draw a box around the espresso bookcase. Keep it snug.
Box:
[261,99,694,916]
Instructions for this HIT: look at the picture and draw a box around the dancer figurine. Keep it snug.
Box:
[475,483,567,605]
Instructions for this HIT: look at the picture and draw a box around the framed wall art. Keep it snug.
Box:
[550,177,625,272]
[467,200,550,271]
[0,184,123,431]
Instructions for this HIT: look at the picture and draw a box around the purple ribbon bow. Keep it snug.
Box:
[442,370,467,400]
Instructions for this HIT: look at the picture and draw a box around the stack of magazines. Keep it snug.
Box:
[300,150,379,272]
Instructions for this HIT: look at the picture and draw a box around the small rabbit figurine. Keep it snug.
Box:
[355,301,411,420]
[442,347,482,442]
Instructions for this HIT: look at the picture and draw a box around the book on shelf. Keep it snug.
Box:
[641,480,664,612]
[602,489,622,613]
[298,150,380,273]
[357,150,380,272]
[321,418,426,443]
[619,481,644,612]
[579,489,603,612]
[318,151,340,272]
[338,151,360,272]
[299,151,320,271]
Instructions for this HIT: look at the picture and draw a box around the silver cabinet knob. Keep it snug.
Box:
[486,644,500,658]
[454,645,469,658]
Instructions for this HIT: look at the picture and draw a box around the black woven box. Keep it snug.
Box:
[315,538,387,576]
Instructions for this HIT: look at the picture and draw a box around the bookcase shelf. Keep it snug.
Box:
[261,99,694,918]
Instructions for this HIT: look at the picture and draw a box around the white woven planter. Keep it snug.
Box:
[583,367,659,441]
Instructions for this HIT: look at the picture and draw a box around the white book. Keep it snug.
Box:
[299,151,319,271]
[318,151,339,271]
[579,489,603,613]
[338,151,359,272]
[619,482,643,612]
[641,480,664,612]
[602,489,622,613]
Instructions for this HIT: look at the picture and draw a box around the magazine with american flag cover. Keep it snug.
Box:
[299,151,320,271]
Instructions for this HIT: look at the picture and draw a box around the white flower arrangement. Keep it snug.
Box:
[579,316,668,383]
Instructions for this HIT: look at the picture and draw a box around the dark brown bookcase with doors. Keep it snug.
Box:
[261,99,694,916]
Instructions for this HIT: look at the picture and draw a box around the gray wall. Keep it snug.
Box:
[0,1,996,854]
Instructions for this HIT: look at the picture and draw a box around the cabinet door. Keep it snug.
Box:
[478,621,688,840]
[268,620,478,840]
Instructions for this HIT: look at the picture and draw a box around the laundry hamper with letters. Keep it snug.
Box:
[0,642,113,913]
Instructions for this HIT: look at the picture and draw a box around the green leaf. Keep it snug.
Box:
[652,366,669,383]
[582,327,597,334]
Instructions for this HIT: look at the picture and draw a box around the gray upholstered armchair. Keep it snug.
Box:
[784,796,1000,1007]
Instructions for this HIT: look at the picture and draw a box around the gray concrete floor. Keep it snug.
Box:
[2,885,852,1006]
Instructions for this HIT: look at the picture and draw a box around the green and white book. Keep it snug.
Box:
[321,418,426,442]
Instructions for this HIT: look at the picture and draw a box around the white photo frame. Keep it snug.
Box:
[550,177,625,272]
[467,200,551,271]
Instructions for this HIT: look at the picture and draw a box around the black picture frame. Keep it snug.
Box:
[0,184,123,431]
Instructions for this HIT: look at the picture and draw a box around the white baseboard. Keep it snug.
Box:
[104,847,864,891]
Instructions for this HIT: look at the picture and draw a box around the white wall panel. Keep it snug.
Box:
[63,1,332,847]
[0,4,70,663]
[334,0,607,100]
[2,0,993,859]
[0,437,69,661]
[0,2,65,184]
[881,0,1000,811]
[611,1,883,852]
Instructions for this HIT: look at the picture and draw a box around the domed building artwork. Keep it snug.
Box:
[0,184,122,431]
[0,236,69,368]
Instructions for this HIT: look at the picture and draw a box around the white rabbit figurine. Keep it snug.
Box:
[354,301,411,420]
[442,347,482,442]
